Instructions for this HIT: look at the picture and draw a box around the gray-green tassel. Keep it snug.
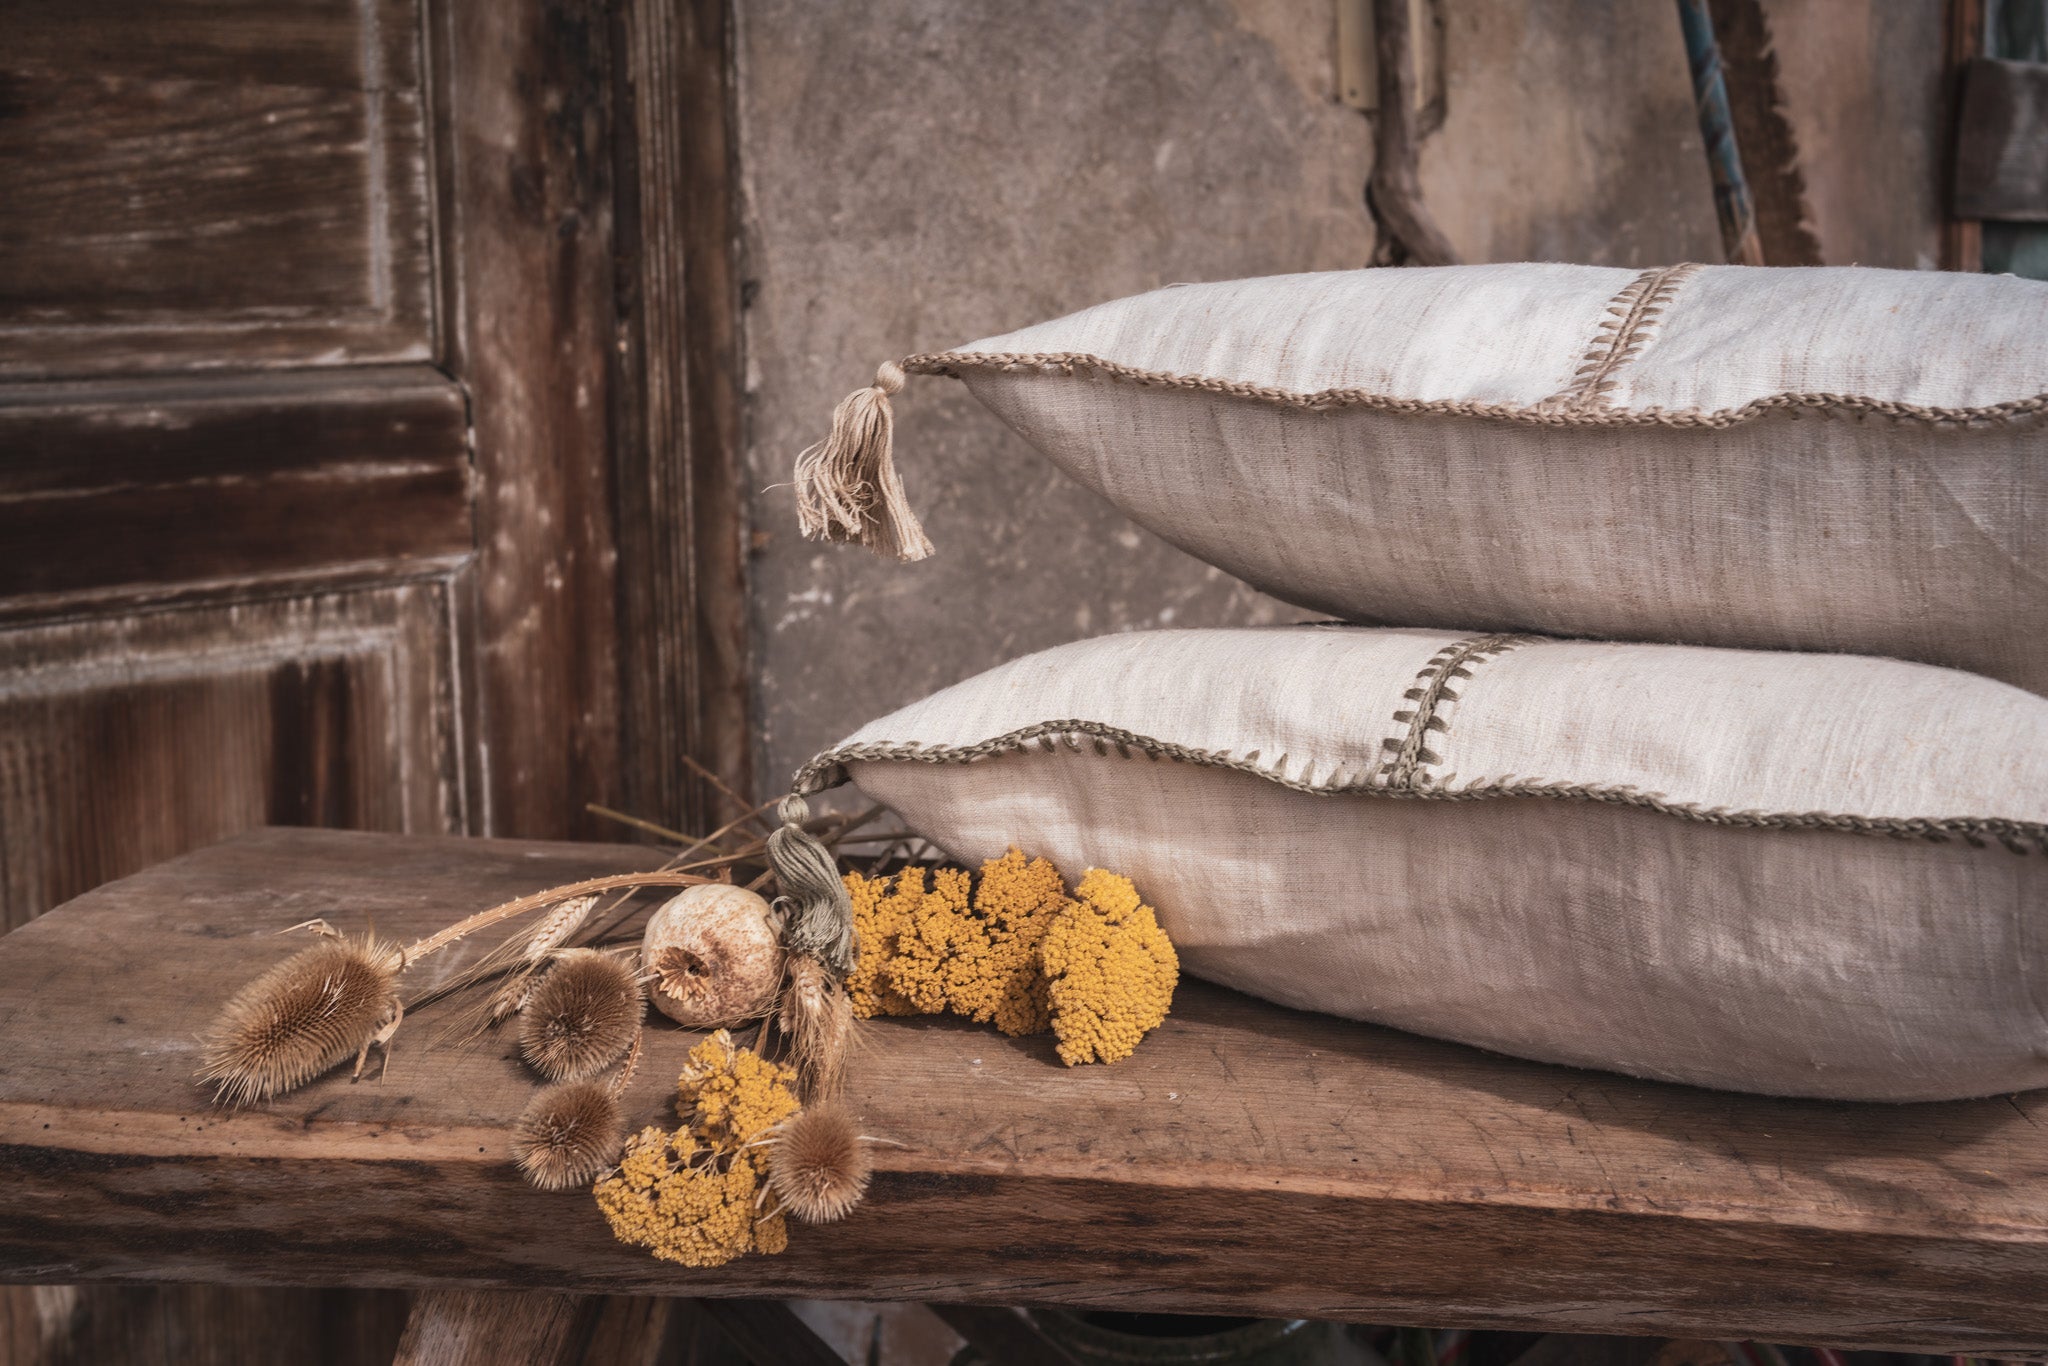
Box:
[766,794,856,977]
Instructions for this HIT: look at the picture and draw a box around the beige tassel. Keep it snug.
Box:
[767,795,857,977]
[793,360,933,562]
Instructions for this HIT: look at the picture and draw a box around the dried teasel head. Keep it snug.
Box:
[779,953,852,1101]
[519,949,643,1082]
[511,1079,624,1191]
[766,1101,871,1223]
[199,932,404,1107]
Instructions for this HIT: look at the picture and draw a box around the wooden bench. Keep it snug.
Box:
[0,827,2043,1360]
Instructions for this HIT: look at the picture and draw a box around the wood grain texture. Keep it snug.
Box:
[1943,0,1988,271]
[394,1290,589,1365]
[1954,57,2048,220]
[0,1284,409,1366]
[0,0,433,377]
[0,367,472,603]
[0,590,465,926]
[431,0,626,841]
[580,1294,687,1365]
[608,0,754,832]
[0,829,2044,1355]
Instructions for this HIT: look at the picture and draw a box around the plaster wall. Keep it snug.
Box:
[733,0,1940,795]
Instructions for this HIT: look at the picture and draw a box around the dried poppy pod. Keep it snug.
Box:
[641,884,785,1028]
[520,949,643,1082]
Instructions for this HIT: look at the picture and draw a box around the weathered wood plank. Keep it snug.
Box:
[394,1290,589,1366]
[431,0,626,842]
[0,829,2043,1355]
[1954,57,2048,220]
[0,593,465,925]
[1941,0,1988,271]
[395,1288,678,1366]
[0,0,433,377]
[0,1283,410,1366]
[10,0,423,90]
[0,367,472,602]
[607,0,754,833]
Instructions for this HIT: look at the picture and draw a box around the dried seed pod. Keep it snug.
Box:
[512,1080,624,1191]
[199,934,403,1107]
[519,894,598,964]
[641,885,785,1028]
[766,1101,871,1223]
[780,953,852,1100]
[520,949,643,1082]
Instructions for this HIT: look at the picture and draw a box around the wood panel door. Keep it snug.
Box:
[0,0,749,932]
[0,0,745,1359]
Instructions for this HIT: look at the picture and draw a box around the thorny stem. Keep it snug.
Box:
[607,1029,645,1098]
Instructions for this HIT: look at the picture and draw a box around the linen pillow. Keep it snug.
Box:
[796,265,2048,695]
[794,626,2048,1102]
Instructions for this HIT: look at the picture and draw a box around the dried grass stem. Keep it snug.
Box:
[405,872,718,962]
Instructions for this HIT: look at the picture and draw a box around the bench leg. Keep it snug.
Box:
[393,1290,675,1366]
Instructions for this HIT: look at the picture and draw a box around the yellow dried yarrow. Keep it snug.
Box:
[845,865,943,1018]
[844,850,1175,1064]
[677,1029,802,1152]
[1043,868,1179,1066]
[593,1125,787,1267]
[940,849,1064,1037]
[593,1031,800,1267]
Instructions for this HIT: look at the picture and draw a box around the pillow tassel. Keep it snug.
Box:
[793,360,933,562]
[766,794,858,978]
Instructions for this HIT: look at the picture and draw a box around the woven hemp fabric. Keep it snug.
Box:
[878,264,2048,694]
[800,626,2048,1102]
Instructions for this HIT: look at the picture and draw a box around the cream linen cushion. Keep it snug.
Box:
[887,265,2048,694]
[796,626,2048,1102]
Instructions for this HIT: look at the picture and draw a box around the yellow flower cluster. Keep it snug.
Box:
[592,1031,795,1266]
[679,1029,802,1146]
[1043,868,1180,1065]
[845,851,1177,1065]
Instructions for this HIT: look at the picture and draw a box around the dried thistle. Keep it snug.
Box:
[199,933,404,1107]
[779,953,852,1100]
[512,1080,624,1191]
[519,949,644,1082]
[766,1101,871,1223]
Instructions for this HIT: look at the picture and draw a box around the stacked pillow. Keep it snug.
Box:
[792,264,2048,1101]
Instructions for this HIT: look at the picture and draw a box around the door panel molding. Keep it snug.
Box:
[0,0,435,378]
[0,578,465,926]
[0,365,473,605]
[430,0,626,840]
[608,0,753,831]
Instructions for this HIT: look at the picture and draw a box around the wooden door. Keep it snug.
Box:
[0,0,745,1357]
[0,0,748,926]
